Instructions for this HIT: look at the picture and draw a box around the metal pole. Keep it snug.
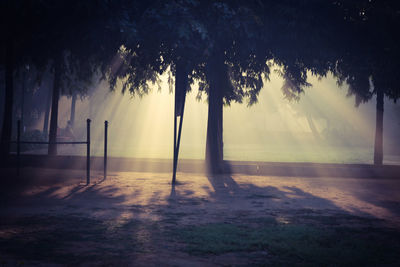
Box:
[104,120,108,180]
[86,119,91,185]
[172,64,188,185]
[174,93,186,176]
[17,120,21,176]
[172,110,177,184]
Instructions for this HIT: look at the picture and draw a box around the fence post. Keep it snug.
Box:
[86,119,91,185]
[104,120,108,180]
[17,120,21,176]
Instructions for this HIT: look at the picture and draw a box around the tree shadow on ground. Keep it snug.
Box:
[202,174,385,226]
[1,169,400,266]
[0,171,162,265]
[350,178,400,217]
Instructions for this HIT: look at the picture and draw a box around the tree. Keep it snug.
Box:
[266,0,400,165]
[112,0,344,174]
[196,1,270,173]
[114,0,270,175]
[334,0,400,165]
[0,0,49,160]
[105,0,208,181]
[32,0,128,155]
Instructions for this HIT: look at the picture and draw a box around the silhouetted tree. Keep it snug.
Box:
[0,0,46,159]
[112,0,348,173]
[261,0,342,145]
[113,1,269,174]
[36,1,127,155]
[334,0,400,165]
[105,0,208,180]
[195,1,270,173]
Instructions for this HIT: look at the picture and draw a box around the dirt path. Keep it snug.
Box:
[1,168,400,266]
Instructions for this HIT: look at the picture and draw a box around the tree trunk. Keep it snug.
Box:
[205,53,224,174]
[305,113,321,141]
[89,97,93,120]
[0,36,14,160]
[43,85,52,135]
[20,71,26,132]
[48,56,62,156]
[0,69,4,138]
[374,88,384,165]
[70,92,77,127]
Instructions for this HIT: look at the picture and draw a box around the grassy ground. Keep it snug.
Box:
[17,143,400,165]
[1,214,399,266]
[1,168,400,266]
[172,219,400,266]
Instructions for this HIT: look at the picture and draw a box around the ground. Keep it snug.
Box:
[1,167,400,266]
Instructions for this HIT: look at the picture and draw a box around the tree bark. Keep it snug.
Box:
[374,88,384,165]
[205,52,224,174]
[20,70,26,132]
[0,69,4,138]
[43,85,52,135]
[70,92,77,127]
[89,97,93,120]
[0,36,14,160]
[48,55,62,156]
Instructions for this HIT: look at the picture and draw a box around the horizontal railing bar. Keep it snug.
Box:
[10,141,87,145]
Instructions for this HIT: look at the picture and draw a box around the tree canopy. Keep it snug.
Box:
[1,0,399,167]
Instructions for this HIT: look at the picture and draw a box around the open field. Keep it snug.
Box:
[13,142,400,165]
[1,167,400,266]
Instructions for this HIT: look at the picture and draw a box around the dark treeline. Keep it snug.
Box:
[0,0,399,173]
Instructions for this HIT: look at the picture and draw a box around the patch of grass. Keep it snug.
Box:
[297,214,384,226]
[246,217,277,225]
[160,211,189,224]
[163,212,188,217]
[246,194,280,199]
[0,215,160,265]
[171,219,400,266]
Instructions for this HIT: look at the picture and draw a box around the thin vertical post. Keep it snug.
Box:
[174,95,186,174]
[86,119,91,185]
[17,120,21,176]
[172,63,188,185]
[104,120,108,180]
[172,110,177,184]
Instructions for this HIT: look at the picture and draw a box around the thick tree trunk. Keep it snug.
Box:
[205,53,224,174]
[374,88,384,165]
[70,92,77,127]
[0,37,14,160]
[48,56,61,156]
[0,69,4,138]
[43,85,52,135]
[89,98,93,120]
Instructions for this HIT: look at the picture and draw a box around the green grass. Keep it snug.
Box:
[0,215,159,265]
[172,220,400,266]
[2,214,400,266]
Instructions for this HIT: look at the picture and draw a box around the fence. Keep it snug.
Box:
[11,119,109,184]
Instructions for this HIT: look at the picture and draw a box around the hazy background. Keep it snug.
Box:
[24,71,400,165]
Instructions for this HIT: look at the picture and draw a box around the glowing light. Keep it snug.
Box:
[33,66,399,165]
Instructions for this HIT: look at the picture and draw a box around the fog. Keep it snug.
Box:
[30,71,400,164]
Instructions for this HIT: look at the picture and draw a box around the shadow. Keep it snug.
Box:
[350,179,400,217]
[169,182,176,199]
[1,168,399,266]
[206,174,241,199]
